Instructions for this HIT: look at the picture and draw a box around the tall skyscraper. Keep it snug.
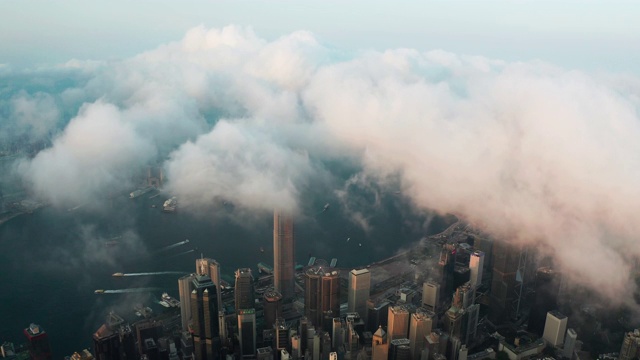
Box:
[366,300,389,332]
[619,329,640,360]
[488,241,521,323]
[388,339,410,360]
[23,324,52,360]
[304,267,340,329]
[235,268,255,311]
[563,328,577,359]
[348,268,371,318]
[387,306,410,341]
[93,313,136,360]
[178,274,196,332]
[196,258,223,314]
[422,281,439,312]
[238,309,257,358]
[409,311,433,360]
[528,267,562,336]
[469,251,485,290]
[274,211,295,299]
[263,290,283,330]
[191,275,219,360]
[274,318,290,353]
[542,311,567,347]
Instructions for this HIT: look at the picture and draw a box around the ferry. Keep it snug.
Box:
[94,289,104,294]
[112,272,124,277]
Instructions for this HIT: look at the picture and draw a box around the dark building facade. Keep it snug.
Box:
[274,211,295,299]
[304,267,340,329]
[23,324,52,360]
[235,268,255,311]
[528,267,562,336]
[191,275,219,360]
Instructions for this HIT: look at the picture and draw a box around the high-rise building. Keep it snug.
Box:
[619,329,640,360]
[196,258,223,314]
[528,267,561,336]
[274,318,290,353]
[256,347,274,360]
[304,267,340,329]
[235,268,255,311]
[178,274,196,332]
[332,318,344,350]
[563,328,577,359]
[387,306,410,341]
[348,269,371,318]
[469,251,485,290]
[23,324,52,360]
[92,313,135,360]
[409,311,433,360]
[366,300,389,332]
[238,309,257,358]
[274,211,295,299]
[542,311,567,347]
[437,245,456,303]
[264,290,283,329]
[488,241,521,323]
[371,326,388,360]
[388,339,410,360]
[422,281,439,313]
[190,275,219,360]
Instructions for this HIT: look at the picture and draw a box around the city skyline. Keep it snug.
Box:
[1,2,640,359]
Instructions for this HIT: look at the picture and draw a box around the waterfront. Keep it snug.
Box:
[0,188,453,356]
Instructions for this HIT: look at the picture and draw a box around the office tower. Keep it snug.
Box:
[469,251,484,290]
[542,311,568,347]
[422,281,439,313]
[275,318,290,353]
[235,268,255,311]
[348,269,371,318]
[257,347,273,360]
[387,306,410,341]
[191,275,219,360]
[619,329,640,360]
[312,333,321,360]
[437,245,456,303]
[180,331,194,360]
[274,211,295,299]
[264,290,283,329]
[367,300,389,332]
[321,332,332,360]
[332,318,344,350]
[291,335,301,359]
[93,313,135,360]
[179,274,196,332]
[299,318,309,355]
[563,328,577,359]
[465,304,480,345]
[528,267,562,336]
[458,345,468,360]
[304,267,340,329]
[135,320,162,355]
[409,311,433,360]
[238,309,257,358]
[443,306,464,340]
[389,339,410,360]
[488,241,521,323]
[196,258,224,314]
[453,283,474,310]
[23,324,51,360]
[372,326,388,360]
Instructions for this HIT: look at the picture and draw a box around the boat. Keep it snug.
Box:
[257,262,274,275]
[159,300,170,308]
[104,240,119,247]
[112,272,124,277]
[359,243,362,247]
[163,197,177,212]
[94,289,104,294]
[322,203,330,212]
[346,237,350,242]
[260,247,265,253]
[129,187,154,199]
[161,293,180,307]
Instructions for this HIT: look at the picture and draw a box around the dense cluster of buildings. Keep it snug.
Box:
[1,212,639,360]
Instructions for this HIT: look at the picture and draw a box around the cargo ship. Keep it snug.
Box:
[129,187,154,199]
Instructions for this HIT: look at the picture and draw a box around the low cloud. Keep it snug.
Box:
[2,25,639,308]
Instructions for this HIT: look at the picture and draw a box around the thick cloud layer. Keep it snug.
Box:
[3,25,639,307]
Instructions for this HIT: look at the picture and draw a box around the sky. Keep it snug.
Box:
[1,0,640,313]
[1,0,640,73]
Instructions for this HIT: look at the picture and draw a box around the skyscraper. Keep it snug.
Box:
[238,309,257,358]
[387,306,410,341]
[304,267,340,329]
[409,311,433,360]
[422,281,439,312]
[23,324,51,360]
[469,251,484,290]
[542,311,567,347]
[348,268,371,318]
[191,275,219,360]
[178,274,196,332]
[92,313,135,360]
[563,328,577,359]
[274,211,295,299]
[263,290,283,330]
[528,267,561,336]
[619,329,640,360]
[235,268,255,311]
[488,241,521,323]
[196,258,223,314]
